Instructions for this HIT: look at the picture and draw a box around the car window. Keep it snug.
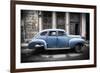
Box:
[40,31,47,36]
[58,31,66,36]
[48,31,57,36]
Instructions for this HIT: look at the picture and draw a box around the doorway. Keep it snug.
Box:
[70,22,80,35]
[70,13,81,35]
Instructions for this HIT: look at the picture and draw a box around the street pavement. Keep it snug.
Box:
[21,45,89,63]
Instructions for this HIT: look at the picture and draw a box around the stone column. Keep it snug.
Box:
[65,12,70,35]
[38,11,42,31]
[52,12,56,29]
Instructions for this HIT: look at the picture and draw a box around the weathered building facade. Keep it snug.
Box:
[21,10,89,42]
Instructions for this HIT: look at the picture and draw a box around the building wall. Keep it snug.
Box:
[21,10,87,42]
[21,10,39,42]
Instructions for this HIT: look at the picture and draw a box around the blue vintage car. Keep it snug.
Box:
[28,29,85,53]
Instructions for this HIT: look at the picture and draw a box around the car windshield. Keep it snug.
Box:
[40,31,47,36]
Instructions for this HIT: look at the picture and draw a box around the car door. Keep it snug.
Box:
[57,31,69,48]
[47,31,57,48]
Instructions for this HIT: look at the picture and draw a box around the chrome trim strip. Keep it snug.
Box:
[46,47,70,50]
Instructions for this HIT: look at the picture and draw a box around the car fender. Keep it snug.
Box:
[69,38,85,48]
[28,39,47,49]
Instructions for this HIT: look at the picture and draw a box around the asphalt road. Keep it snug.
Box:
[21,45,89,63]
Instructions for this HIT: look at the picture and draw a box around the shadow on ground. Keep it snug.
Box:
[21,46,89,63]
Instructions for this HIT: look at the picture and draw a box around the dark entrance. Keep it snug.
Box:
[56,12,65,30]
[86,13,90,40]
[42,11,52,29]
[70,13,80,35]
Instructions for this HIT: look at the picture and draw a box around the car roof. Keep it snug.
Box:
[40,29,64,33]
[40,29,65,33]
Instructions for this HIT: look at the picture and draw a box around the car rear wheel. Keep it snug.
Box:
[33,44,44,54]
[74,44,82,53]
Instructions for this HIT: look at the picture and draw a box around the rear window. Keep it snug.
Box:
[40,31,47,36]
[58,31,66,36]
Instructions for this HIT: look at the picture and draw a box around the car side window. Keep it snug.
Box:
[48,31,57,36]
[40,31,47,36]
[58,31,66,36]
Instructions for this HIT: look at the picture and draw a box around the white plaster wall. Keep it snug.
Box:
[81,14,86,37]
